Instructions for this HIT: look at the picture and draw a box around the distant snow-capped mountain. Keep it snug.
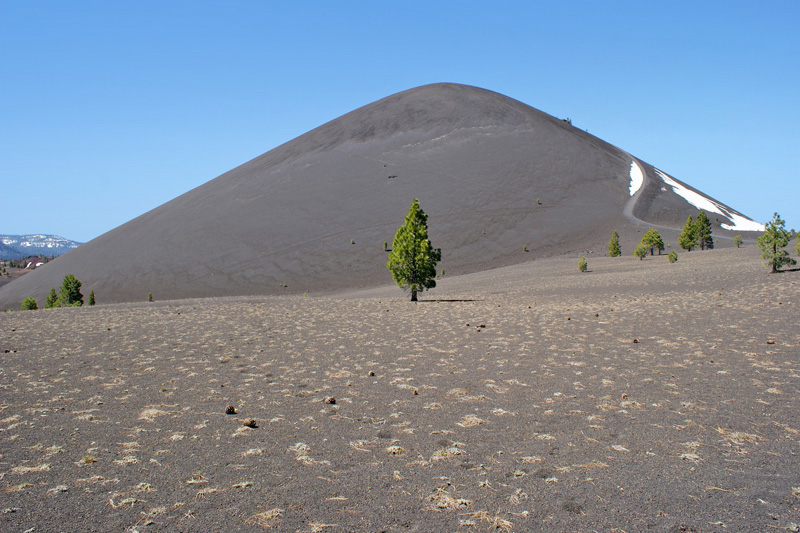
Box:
[0,234,82,259]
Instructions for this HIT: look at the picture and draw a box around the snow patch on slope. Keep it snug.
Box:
[629,161,644,196]
[654,169,765,232]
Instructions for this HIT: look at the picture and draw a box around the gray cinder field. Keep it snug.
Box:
[2,247,798,531]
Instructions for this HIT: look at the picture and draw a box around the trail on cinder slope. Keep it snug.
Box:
[0,83,762,308]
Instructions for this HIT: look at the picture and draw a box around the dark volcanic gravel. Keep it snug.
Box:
[1,248,798,532]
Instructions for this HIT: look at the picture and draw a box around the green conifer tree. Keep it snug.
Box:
[387,198,442,301]
[641,228,665,255]
[757,212,796,273]
[57,274,83,307]
[21,297,38,310]
[734,235,743,248]
[607,230,621,257]
[633,243,648,260]
[45,287,59,309]
[578,256,588,272]
[679,215,697,251]
[88,290,95,306]
[695,211,714,250]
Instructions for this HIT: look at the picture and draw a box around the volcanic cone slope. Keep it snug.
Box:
[0,83,762,307]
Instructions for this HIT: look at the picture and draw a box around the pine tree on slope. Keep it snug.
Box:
[679,215,697,251]
[695,211,714,250]
[607,230,621,257]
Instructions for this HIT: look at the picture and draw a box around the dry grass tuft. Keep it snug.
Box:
[721,430,759,444]
[113,455,138,466]
[427,486,472,510]
[431,442,465,462]
[573,460,609,469]
[461,510,513,531]
[10,463,51,474]
[195,487,218,500]
[245,507,284,528]
[6,482,33,493]
[138,407,167,421]
[349,439,373,452]
[242,447,264,457]
[304,523,339,533]
[457,414,485,427]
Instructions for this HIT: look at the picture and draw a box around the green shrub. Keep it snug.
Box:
[734,235,743,248]
[147,292,153,302]
[21,297,38,311]
[668,250,678,263]
[578,257,588,272]
[633,244,648,260]
[88,290,95,306]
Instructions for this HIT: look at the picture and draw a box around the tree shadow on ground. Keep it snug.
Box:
[417,299,480,303]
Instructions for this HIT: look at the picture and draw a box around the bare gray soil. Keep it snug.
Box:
[1,247,798,532]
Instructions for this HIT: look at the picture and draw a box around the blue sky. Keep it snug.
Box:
[2,1,798,242]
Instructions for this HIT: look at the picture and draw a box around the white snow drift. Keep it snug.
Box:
[629,161,644,197]
[654,169,765,232]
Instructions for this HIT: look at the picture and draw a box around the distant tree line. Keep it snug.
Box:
[3,255,54,269]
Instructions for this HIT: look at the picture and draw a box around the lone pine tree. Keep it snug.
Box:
[387,198,442,302]
[757,212,796,273]
[607,230,621,257]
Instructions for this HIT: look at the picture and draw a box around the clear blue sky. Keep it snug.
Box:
[2,1,798,242]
